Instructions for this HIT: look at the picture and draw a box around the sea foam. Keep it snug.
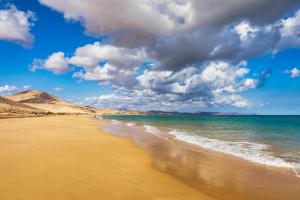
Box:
[111,120,121,124]
[168,129,300,177]
[126,122,136,127]
[143,125,160,135]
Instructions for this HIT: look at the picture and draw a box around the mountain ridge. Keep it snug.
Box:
[146,110,256,116]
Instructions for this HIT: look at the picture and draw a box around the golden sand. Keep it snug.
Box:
[0,115,215,200]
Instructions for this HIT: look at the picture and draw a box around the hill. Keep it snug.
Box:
[0,96,46,118]
[7,90,94,114]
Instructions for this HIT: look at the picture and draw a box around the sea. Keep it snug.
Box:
[101,114,300,177]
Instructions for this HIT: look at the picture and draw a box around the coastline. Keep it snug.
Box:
[1,115,299,200]
[103,119,300,200]
[0,115,214,200]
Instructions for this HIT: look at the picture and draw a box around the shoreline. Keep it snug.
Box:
[103,119,300,200]
[1,115,299,200]
[104,119,300,177]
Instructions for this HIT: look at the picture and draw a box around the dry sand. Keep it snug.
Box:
[0,115,215,200]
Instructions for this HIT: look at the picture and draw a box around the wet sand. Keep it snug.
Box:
[104,122,300,200]
[0,115,215,200]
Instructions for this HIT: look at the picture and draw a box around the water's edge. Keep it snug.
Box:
[104,118,300,178]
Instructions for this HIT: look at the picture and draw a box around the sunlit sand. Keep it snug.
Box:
[0,115,214,200]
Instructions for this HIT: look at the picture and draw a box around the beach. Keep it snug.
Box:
[103,115,300,200]
[1,1,299,199]
[1,115,300,200]
[0,115,214,200]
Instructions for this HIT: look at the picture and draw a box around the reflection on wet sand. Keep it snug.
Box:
[104,122,300,200]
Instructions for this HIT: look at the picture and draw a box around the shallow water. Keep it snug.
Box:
[102,115,300,177]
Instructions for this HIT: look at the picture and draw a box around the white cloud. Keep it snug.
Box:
[138,61,258,96]
[280,10,300,38]
[23,85,31,90]
[0,5,35,46]
[0,85,32,96]
[39,0,300,68]
[53,87,64,92]
[0,85,17,95]
[69,42,148,70]
[285,67,300,78]
[30,52,72,74]
[132,61,257,108]
[31,1,300,110]
[44,52,71,74]
[82,88,208,111]
[73,65,116,81]
[214,94,250,108]
[39,0,299,46]
[278,10,300,49]
[34,46,262,109]
[234,21,259,41]
[33,42,148,87]
[39,0,191,45]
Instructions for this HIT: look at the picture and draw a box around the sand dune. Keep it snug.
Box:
[7,90,60,104]
[0,96,46,118]
[7,90,94,114]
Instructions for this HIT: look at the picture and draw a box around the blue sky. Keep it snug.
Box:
[0,0,111,100]
[0,0,300,114]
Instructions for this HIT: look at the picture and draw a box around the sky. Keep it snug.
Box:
[0,0,300,114]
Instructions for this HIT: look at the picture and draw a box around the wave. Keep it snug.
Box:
[111,119,121,124]
[126,122,136,127]
[169,129,300,178]
[143,125,160,135]
[107,120,300,178]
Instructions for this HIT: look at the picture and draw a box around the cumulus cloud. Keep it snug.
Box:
[285,67,300,78]
[138,62,256,95]
[39,0,299,44]
[34,1,300,109]
[214,94,250,108]
[23,85,31,90]
[82,89,208,111]
[278,10,300,49]
[0,85,31,96]
[233,21,260,42]
[30,52,72,74]
[80,61,258,109]
[0,85,17,95]
[135,61,257,108]
[33,42,148,87]
[0,5,36,46]
[69,42,148,70]
[39,0,300,68]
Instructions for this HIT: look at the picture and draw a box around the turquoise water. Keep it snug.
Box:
[103,115,300,176]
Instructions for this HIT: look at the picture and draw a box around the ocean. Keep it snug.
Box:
[102,114,300,177]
